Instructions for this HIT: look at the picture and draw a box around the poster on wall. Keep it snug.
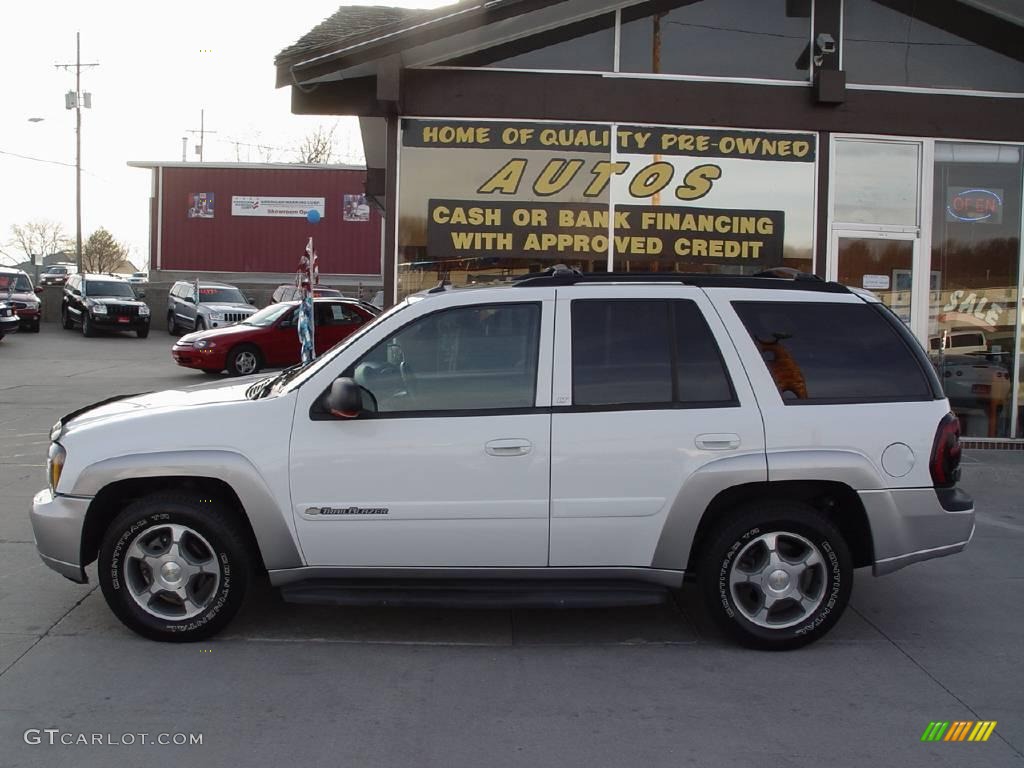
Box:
[187,192,214,219]
[343,194,370,222]
[231,196,325,218]
[403,119,815,272]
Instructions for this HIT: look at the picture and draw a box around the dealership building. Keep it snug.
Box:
[129,161,383,294]
[275,0,1023,440]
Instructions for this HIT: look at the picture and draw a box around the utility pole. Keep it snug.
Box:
[55,32,98,274]
[186,109,217,162]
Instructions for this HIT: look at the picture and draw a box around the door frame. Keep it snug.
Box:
[828,228,929,343]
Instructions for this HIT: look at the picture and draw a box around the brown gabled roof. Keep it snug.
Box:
[274,0,551,87]
[275,5,431,65]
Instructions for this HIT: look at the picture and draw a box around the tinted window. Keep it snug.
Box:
[732,301,932,403]
[572,299,734,407]
[317,303,364,326]
[0,274,32,292]
[351,303,541,413]
[573,300,672,405]
[674,301,735,404]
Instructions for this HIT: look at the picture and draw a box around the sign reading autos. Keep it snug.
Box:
[231,196,326,218]
[404,119,815,269]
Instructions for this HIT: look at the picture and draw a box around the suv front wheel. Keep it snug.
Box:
[98,492,251,642]
[697,502,852,650]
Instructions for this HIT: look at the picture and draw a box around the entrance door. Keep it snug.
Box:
[829,230,926,339]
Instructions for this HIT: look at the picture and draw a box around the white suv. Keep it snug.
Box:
[31,269,973,649]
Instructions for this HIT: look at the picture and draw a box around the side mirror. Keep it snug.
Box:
[325,377,363,418]
[34,286,44,295]
[247,297,256,306]
[136,289,146,299]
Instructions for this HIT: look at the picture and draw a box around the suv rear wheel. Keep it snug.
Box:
[167,313,179,336]
[697,502,852,650]
[98,492,251,642]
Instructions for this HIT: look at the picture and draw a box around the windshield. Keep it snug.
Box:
[244,303,294,327]
[85,281,137,298]
[46,267,68,274]
[199,286,246,304]
[0,274,32,293]
[269,297,417,396]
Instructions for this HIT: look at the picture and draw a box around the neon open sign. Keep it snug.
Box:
[946,187,1003,224]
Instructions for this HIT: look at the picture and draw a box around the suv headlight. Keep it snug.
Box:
[138,305,150,316]
[47,442,66,492]
[90,303,107,315]
[208,312,223,322]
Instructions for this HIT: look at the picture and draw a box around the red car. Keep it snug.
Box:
[171,298,377,376]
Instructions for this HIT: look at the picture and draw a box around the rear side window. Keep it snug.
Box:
[732,301,933,404]
[571,299,735,407]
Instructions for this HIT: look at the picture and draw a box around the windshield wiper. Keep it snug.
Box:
[244,376,277,400]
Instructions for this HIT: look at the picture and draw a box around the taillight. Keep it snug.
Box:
[930,412,962,488]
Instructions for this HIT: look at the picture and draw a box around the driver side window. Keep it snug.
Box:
[349,302,541,413]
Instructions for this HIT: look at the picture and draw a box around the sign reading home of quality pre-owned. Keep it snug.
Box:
[427,200,785,266]
[404,120,816,162]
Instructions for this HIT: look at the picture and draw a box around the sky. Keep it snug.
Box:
[0,0,448,270]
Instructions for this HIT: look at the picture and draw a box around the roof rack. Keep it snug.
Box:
[511,265,849,293]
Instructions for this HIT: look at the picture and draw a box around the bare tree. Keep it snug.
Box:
[82,227,128,274]
[295,124,338,164]
[9,221,71,266]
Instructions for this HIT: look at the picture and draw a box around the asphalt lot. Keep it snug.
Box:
[0,323,1022,767]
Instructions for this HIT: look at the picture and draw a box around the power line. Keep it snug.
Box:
[0,148,76,168]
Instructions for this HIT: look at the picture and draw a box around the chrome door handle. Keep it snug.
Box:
[695,433,741,451]
[485,439,532,457]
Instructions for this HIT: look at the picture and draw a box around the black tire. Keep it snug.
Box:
[195,316,205,332]
[696,502,852,650]
[167,313,179,336]
[98,492,251,642]
[226,344,262,376]
[82,315,96,337]
[30,320,40,333]
[137,326,150,339]
[62,308,73,330]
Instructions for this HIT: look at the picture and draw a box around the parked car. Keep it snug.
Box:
[61,273,151,338]
[271,284,344,303]
[167,280,257,335]
[0,301,19,339]
[172,298,376,376]
[32,269,973,648]
[39,264,74,287]
[0,266,42,332]
[127,272,149,285]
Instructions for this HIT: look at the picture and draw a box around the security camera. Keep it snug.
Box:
[816,33,836,55]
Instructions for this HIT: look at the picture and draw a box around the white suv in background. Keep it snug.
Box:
[31,268,973,649]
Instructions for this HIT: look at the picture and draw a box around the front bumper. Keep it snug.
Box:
[15,307,40,327]
[861,487,975,576]
[171,343,226,370]
[90,314,150,330]
[30,488,90,583]
[0,316,18,334]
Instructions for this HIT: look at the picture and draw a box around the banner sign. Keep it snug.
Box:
[231,196,326,218]
[404,120,815,162]
[427,200,784,266]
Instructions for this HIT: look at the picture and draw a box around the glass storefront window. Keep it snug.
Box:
[397,119,818,300]
[833,140,920,226]
[619,0,811,81]
[444,15,615,71]
[930,142,1023,438]
[844,0,1024,93]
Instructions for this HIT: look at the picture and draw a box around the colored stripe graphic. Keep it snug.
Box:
[922,720,997,742]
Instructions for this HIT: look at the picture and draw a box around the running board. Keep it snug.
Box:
[278,579,671,609]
